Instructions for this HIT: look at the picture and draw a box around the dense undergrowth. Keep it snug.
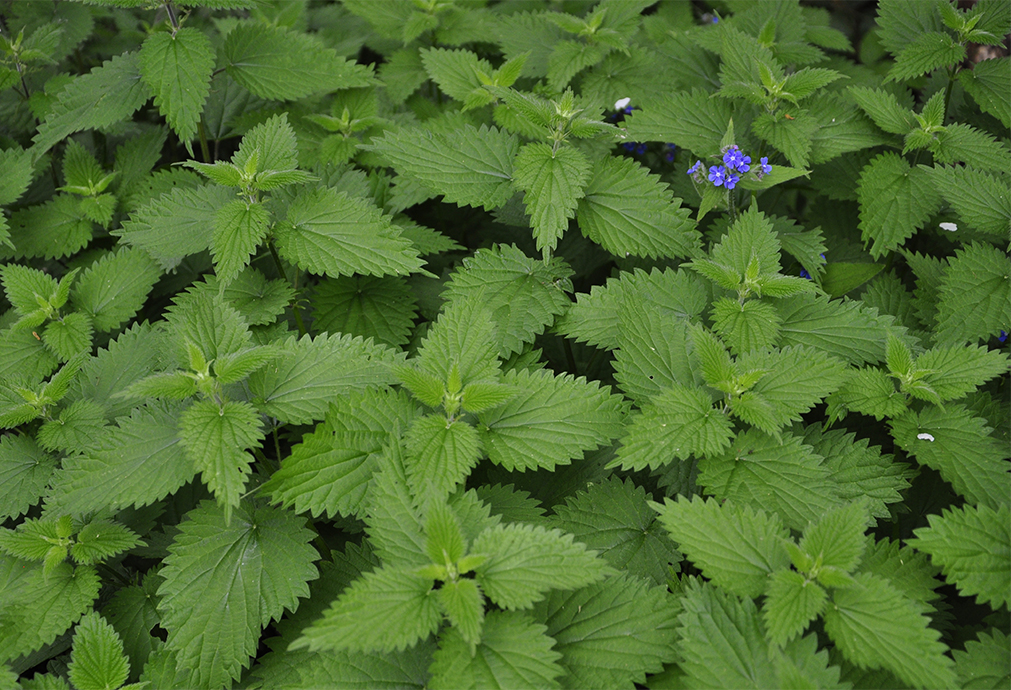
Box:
[0,0,1008,688]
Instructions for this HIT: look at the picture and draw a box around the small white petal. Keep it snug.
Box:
[939,222,957,232]
[614,97,631,110]
[917,433,935,442]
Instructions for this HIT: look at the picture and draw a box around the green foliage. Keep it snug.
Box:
[0,0,1006,687]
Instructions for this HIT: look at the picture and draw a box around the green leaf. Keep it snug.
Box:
[699,429,844,532]
[420,47,491,102]
[460,381,518,414]
[60,139,106,194]
[438,578,485,650]
[157,500,318,688]
[876,0,947,56]
[823,572,955,689]
[207,268,294,327]
[612,384,733,471]
[102,574,161,680]
[5,195,94,261]
[43,312,93,361]
[857,151,942,259]
[365,439,429,568]
[886,31,965,83]
[762,569,827,647]
[70,247,161,332]
[404,414,481,508]
[0,434,56,520]
[752,110,819,168]
[959,55,1010,127]
[932,123,1011,172]
[443,244,572,357]
[712,298,782,353]
[953,629,1011,689]
[612,300,699,405]
[212,200,269,285]
[0,146,34,207]
[575,155,698,260]
[550,477,681,586]
[46,402,193,514]
[180,399,263,520]
[413,295,500,386]
[547,40,606,91]
[139,28,214,142]
[248,331,401,424]
[821,262,885,298]
[37,399,107,454]
[368,125,520,211]
[478,368,625,472]
[69,322,164,420]
[164,288,251,364]
[909,503,1009,610]
[428,610,564,690]
[114,184,234,270]
[0,558,100,664]
[311,275,417,348]
[799,499,869,573]
[231,112,299,176]
[67,611,130,690]
[32,51,151,158]
[214,345,280,384]
[70,519,142,565]
[274,187,422,279]
[472,523,609,610]
[935,242,1010,344]
[223,22,374,100]
[914,342,1009,401]
[534,573,678,689]
[654,495,790,598]
[2,262,59,319]
[291,565,439,654]
[828,367,908,420]
[512,143,590,256]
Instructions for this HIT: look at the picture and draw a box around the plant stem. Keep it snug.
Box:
[197,119,211,162]
[267,237,307,336]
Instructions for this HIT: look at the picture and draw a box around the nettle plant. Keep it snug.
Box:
[0,0,1008,688]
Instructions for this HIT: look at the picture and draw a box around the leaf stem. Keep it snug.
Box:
[267,237,307,336]
[197,119,211,162]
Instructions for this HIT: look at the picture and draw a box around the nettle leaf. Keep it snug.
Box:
[624,88,733,157]
[890,404,1009,510]
[223,22,374,100]
[575,155,698,260]
[512,143,591,255]
[910,503,1010,610]
[368,125,520,211]
[712,298,782,354]
[67,610,130,690]
[180,399,263,521]
[752,110,819,169]
[932,123,1011,172]
[32,51,151,157]
[206,268,294,327]
[47,401,191,514]
[248,331,402,424]
[762,569,827,648]
[550,477,681,586]
[428,611,564,690]
[274,187,422,279]
[876,0,947,56]
[420,47,492,102]
[775,292,901,366]
[310,275,417,348]
[5,194,94,261]
[443,244,572,357]
[913,342,1009,401]
[0,558,100,664]
[404,413,481,508]
[934,242,1010,345]
[857,151,942,259]
[472,523,610,610]
[158,500,318,689]
[959,55,1010,127]
[478,368,625,472]
[654,495,791,598]
[0,146,34,207]
[164,288,251,364]
[534,573,678,690]
[139,27,214,142]
[212,200,269,285]
[44,312,94,361]
[823,572,955,689]
[365,440,429,569]
[70,519,142,565]
[0,434,56,520]
[886,31,965,83]
[699,429,844,532]
[101,574,161,678]
[953,629,1011,689]
[70,246,161,332]
[612,302,699,405]
[413,295,500,385]
[612,384,734,472]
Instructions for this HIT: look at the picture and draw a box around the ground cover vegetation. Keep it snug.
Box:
[0,0,1008,687]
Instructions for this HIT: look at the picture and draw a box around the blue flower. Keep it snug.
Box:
[1000,330,1008,343]
[708,165,727,186]
[687,160,703,175]
[759,157,772,175]
[800,268,811,280]
[723,146,744,170]
[636,143,648,155]
[724,171,740,189]
[664,143,676,162]
[621,142,637,152]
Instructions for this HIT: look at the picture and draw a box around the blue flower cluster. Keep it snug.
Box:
[799,254,827,280]
[1000,330,1008,343]
[687,145,772,190]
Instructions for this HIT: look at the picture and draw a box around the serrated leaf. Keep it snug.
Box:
[952,629,1011,689]
[67,611,130,690]
[799,499,869,574]
[472,523,609,610]
[575,155,698,260]
[0,146,34,206]
[0,434,56,520]
[909,503,1009,610]
[32,51,151,158]
[624,88,732,157]
[752,111,819,168]
[443,244,572,357]
[274,187,422,279]
[5,195,94,261]
[478,367,625,472]
[551,478,680,586]
[534,573,678,689]
[823,572,956,689]
[0,558,100,664]
[857,151,943,258]
[70,519,142,565]
[248,332,401,424]
[653,495,791,598]
[46,402,193,514]
[180,400,262,520]
[139,28,214,142]
[914,342,1009,401]
[404,413,481,508]
[886,31,965,83]
[43,312,93,361]
[935,242,1011,345]
[420,47,491,102]
[365,439,428,568]
[102,575,161,681]
[428,610,563,690]
[763,569,827,648]
[959,55,1010,127]
[291,565,439,654]
[207,268,293,326]
[712,297,782,353]
[513,143,590,255]
[212,200,269,285]
[612,300,700,404]
[414,295,500,386]
[776,292,899,366]
[311,275,417,347]
[829,367,907,420]
[437,578,485,649]
[70,247,161,332]
[157,500,318,688]
[932,122,1011,172]
[368,125,519,211]
[223,22,374,100]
